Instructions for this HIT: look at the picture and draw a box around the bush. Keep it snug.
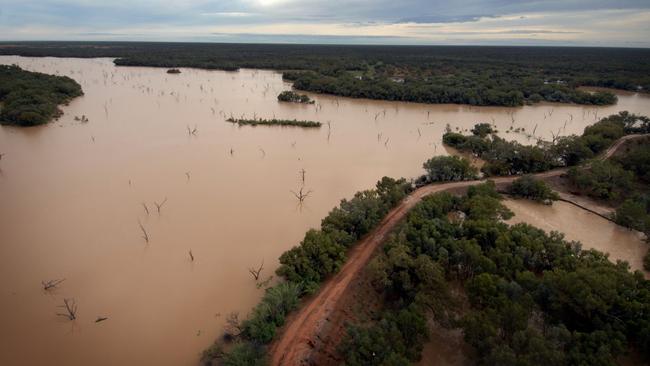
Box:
[221,342,267,366]
[422,156,478,182]
[277,90,314,104]
[509,175,559,204]
[339,307,429,365]
[566,161,634,201]
[472,123,496,137]
[242,282,301,343]
[614,197,650,235]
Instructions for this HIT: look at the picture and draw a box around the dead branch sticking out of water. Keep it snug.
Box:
[142,202,150,215]
[42,278,65,291]
[189,249,194,262]
[300,169,306,185]
[291,187,312,203]
[248,259,264,280]
[187,125,198,136]
[154,197,168,214]
[327,121,331,141]
[1,153,6,161]
[57,298,78,320]
[95,316,108,323]
[185,172,191,182]
[138,220,149,243]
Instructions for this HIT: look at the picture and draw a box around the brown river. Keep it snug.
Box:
[1,56,649,366]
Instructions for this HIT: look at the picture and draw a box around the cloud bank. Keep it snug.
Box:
[0,0,648,46]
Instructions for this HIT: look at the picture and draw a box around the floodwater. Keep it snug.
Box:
[0,56,649,366]
[505,199,649,278]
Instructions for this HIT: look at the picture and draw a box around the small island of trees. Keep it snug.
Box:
[0,65,83,126]
[226,117,321,128]
[277,90,314,104]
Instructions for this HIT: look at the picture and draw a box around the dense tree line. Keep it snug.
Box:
[443,112,650,176]
[2,42,649,107]
[341,183,650,365]
[277,177,413,293]
[0,64,82,126]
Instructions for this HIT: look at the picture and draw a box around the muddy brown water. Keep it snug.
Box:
[505,199,649,277]
[1,56,649,366]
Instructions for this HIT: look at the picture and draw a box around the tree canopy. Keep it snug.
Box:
[0,64,83,126]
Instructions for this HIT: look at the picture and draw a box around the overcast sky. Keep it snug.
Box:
[1,0,649,47]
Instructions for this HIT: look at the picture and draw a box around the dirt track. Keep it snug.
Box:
[268,134,646,366]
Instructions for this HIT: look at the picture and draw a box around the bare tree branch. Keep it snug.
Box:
[138,220,149,243]
[248,259,264,280]
[291,187,312,203]
[141,202,150,215]
[154,197,168,214]
[42,278,65,291]
[56,298,78,320]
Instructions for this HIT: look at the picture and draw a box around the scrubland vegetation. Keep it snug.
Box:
[0,64,82,126]
[2,42,649,107]
[341,184,650,366]
[443,112,650,176]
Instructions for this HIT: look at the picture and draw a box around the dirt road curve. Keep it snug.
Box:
[268,134,647,366]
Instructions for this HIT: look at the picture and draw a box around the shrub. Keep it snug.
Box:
[277,90,314,104]
[242,282,301,344]
[422,156,478,182]
[509,175,559,204]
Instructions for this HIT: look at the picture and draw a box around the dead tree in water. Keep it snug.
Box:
[42,278,65,291]
[141,202,150,215]
[187,125,198,136]
[248,259,264,280]
[291,187,312,203]
[189,249,194,262]
[327,121,332,142]
[154,197,168,214]
[57,298,78,320]
[299,169,306,185]
[138,220,149,243]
